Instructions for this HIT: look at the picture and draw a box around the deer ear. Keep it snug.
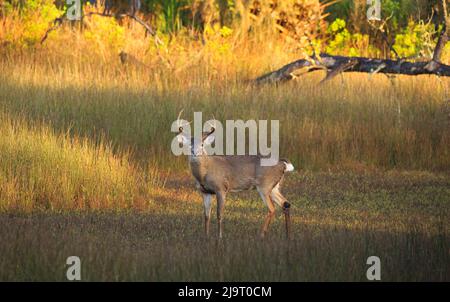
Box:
[177,133,190,145]
[203,134,215,145]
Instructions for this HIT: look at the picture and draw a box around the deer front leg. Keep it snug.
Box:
[216,191,226,239]
[203,193,212,237]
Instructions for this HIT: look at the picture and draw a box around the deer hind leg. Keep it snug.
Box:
[216,191,226,239]
[203,193,213,237]
[270,184,291,239]
[257,188,276,238]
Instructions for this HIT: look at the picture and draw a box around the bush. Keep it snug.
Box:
[0,0,62,48]
[393,20,445,59]
[325,18,379,57]
[83,13,126,53]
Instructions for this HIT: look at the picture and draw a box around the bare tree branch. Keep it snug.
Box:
[319,58,358,84]
[368,13,399,59]
[40,16,65,44]
[432,0,448,63]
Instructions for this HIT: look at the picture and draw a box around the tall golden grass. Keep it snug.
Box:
[0,113,147,211]
[0,5,449,211]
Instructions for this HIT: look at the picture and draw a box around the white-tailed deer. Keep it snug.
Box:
[176,114,294,239]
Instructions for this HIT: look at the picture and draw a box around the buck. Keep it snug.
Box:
[175,113,294,239]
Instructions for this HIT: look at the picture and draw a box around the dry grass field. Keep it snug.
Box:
[0,3,449,280]
[0,171,448,281]
[0,56,448,280]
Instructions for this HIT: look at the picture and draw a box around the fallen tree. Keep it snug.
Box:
[254,0,449,85]
[254,53,450,85]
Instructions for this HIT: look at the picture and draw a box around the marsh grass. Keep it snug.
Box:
[0,51,449,212]
[0,113,156,211]
[1,55,449,172]
[0,13,449,281]
[1,164,449,281]
[0,170,448,281]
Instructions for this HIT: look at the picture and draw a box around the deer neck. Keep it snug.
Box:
[188,155,210,184]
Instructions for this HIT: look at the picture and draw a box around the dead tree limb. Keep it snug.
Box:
[319,58,358,84]
[368,13,399,59]
[255,54,450,84]
[40,16,65,44]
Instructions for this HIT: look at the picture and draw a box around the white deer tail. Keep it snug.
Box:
[281,159,294,172]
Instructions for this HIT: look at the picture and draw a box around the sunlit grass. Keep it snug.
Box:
[1,57,449,173]
[0,113,152,211]
[0,12,449,281]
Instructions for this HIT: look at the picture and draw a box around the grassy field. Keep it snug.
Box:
[0,171,448,281]
[0,36,449,280]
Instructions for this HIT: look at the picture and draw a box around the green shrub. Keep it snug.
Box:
[393,20,444,59]
[325,18,379,57]
[2,0,62,48]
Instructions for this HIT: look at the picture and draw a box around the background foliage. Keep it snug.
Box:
[1,0,449,60]
[0,3,448,283]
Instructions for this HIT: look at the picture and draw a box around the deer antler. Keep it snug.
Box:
[177,109,192,133]
[206,114,216,134]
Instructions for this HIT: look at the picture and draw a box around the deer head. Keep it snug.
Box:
[176,110,216,156]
